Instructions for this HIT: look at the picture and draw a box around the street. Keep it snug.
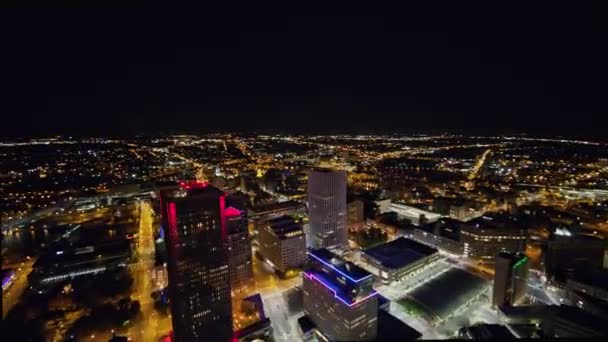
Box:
[2,259,35,319]
[126,201,172,341]
[262,289,302,342]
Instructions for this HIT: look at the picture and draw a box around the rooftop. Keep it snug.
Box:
[265,215,304,239]
[498,252,528,266]
[419,218,463,241]
[303,271,378,306]
[467,213,522,230]
[399,268,488,321]
[249,200,305,214]
[377,309,422,340]
[364,237,438,270]
[569,268,608,289]
[555,305,608,334]
[297,315,316,334]
[376,310,422,341]
[461,324,515,340]
[309,248,372,282]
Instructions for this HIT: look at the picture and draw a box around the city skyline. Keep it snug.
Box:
[3,2,608,341]
[3,133,608,341]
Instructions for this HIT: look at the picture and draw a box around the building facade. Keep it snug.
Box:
[492,252,529,307]
[162,184,233,342]
[303,249,378,341]
[347,200,365,231]
[257,216,307,274]
[461,216,527,260]
[307,168,348,250]
[412,218,466,256]
[225,206,253,292]
[544,235,605,285]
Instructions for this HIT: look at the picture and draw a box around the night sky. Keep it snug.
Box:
[2,2,607,137]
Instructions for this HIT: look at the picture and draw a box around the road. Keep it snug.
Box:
[250,252,302,296]
[2,259,35,319]
[468,149,492,180]
[126,201,172,341]
[262,289,302,342]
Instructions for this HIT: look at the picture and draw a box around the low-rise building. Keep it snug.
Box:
[362,237,440,284]
[413,218,466,256]
[461,215,526,260]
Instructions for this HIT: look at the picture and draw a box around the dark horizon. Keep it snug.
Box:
[2,2,607,138]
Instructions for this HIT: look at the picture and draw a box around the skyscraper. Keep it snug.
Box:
[307,168,348,250]
[493,252,529,307]
[225,205,253,292]
[302,249,378,341]
[162,182,233,342]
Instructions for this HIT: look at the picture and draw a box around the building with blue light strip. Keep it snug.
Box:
[302,249,378,341]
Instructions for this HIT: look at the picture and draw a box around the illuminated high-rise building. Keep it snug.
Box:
[493,252,529,307]
[307,168,348,250]
[303,249,378,341]
[161,182,233,342]
[225,204,253,292]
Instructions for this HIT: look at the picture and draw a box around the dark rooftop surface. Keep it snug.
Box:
[249,200,305,214]
[364,237,438,269]
[265,215,304,239]
[420,218,463,241]
[555,305,608,333]
[309,248,372,281]
[310,167,342,173]
[461,324,515,340]
[570,268,608,289]
[467,213,523,230]
[376,309,422,341]
[399,268,488,320]
[297,315,315,334]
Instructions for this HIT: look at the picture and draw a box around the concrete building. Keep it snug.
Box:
[225,206,253,292]
[303,249,378,341]
[461,215,527,260]
[307,168,348,249]
[347,200,365,231]
[413,218,466,256]
[544,235,605,286]
[257,216,307,274]
[362,237,440,284]
[492,252,529,307]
